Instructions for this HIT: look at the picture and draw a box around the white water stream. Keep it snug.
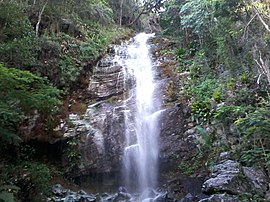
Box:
[114,33,163,197]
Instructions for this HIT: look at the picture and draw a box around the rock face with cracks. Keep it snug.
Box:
[202,160,250,195]
[201,153,269,201]
[64,102,126,176]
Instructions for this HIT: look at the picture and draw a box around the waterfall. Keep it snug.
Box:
[114,33,163,195]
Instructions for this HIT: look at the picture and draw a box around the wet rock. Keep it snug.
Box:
[63,101,126,176]
[219,152,231,162]
[113,192,132,201]
[159,105,196,172]
[49,184,97,202]
[199,194,238,202]
[160,176,208,202]
[139,188,157,200]
[88,46,128,99]
[153,192,169,202]
[100,192,132,202]
[202,160,250,195]
[180,193,194,202]
[52,184,68,196]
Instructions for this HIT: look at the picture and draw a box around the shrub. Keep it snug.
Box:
[191,100,212,123]
[235,109,270,167]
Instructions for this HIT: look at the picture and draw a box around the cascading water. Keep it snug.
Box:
[114,33,163,197]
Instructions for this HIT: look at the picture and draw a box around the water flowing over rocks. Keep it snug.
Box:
[48,184,171,202]
[58,34,270,202]
[48,184,97,202]
[60,34,201,201]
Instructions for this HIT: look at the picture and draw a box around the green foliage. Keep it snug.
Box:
[47,23,130,89]
[64,138,81,175]
[235,109,270,167]
[0,0,131,91]
[0,185,19,202]
[196,126,217,151]
[59,54,81,86]
[180,0,214,37]
[0,143,54,201]
[185,77,226,124]
[186,77,224,102]
[214,105,253,123]
[0,36,38,67]
[160,1,183,37]
[188,50,211,78]
[178,153,204,175]
[75,0,114,24]
[0,1,38,67]
[230,87,258,106]
[0,161,52,201]
[239,72,249,84]
[0,1,33,42]
[239,191,265,202]
[161,2,270,199]
[24,162,51,195]
[0,65,60,114]
[0,65,61,144]
[191,100,212,124]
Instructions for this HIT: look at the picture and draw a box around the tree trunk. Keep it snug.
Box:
[119,0,124,26]
[35,0,48,37]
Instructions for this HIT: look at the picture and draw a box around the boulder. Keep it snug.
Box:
[202,155,269,200]
[202,160,250,195]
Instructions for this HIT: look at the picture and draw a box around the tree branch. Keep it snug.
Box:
[252,5,270,33]
[254,50,270,86]
[243,13,258,39]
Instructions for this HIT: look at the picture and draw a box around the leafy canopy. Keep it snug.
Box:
[0,64,61,144]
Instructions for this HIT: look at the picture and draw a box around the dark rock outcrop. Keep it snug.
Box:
[88,47,129,99]
[201,152,269,201]
[159,104,195,172]
[63,101,126,176]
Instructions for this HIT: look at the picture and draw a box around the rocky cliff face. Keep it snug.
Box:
[64,102,125,176]
[62,37,195,179]
[88,51,125,99]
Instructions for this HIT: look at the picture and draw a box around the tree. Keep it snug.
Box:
[0,64,61,144]
[108,0,164,27]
